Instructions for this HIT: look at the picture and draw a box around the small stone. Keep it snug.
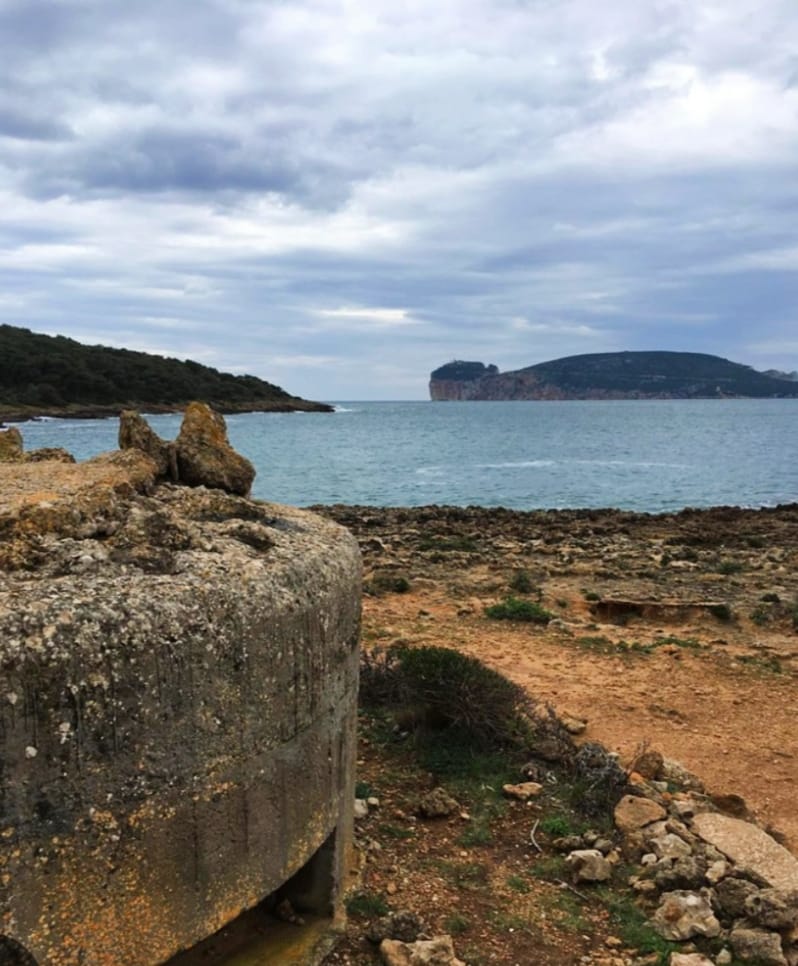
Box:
[553,835,585,853]
[354,799,369,819]
[368,796,381,808]
[566,849,613,883]
[24,746,37,759]
[649,832,693,862]
[715,950,732,966]
[275,898,304,925]
[560,713,588,735]
[502,782,543,801]
[614,795,667,833]
[706,860,730,885]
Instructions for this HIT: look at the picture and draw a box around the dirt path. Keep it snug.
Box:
[315,503,798,853]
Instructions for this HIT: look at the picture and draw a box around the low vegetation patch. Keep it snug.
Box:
[485,596,553,624]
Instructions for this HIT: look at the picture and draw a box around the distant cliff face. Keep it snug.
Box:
[429,361,499,400]
[429,352,798,401]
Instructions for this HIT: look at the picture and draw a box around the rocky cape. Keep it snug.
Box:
[429,352,798,400]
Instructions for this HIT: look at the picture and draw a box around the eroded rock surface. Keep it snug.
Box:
[175,401,255,495]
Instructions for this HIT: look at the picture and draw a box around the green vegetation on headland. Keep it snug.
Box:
[0,324,332,421]
[430,350,798,400]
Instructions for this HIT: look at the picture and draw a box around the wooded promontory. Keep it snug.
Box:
[0,324,332,420]
[430,351,798,400]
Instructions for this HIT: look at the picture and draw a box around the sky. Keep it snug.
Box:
[1,0,798,401]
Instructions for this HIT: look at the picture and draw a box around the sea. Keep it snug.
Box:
[15,399,798,513]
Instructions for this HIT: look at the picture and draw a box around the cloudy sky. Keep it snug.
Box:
[1,0,797,400]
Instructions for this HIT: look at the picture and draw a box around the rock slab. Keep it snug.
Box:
[692,813,798,892]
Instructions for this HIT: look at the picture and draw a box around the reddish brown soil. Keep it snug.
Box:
[317,503,798,853]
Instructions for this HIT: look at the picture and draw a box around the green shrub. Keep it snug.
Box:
[446,913,471,935]
[538,815,578,837]
[508,570,534,594]
[345,890,389,918]
[395,645,533,749]
[485,597,553,624]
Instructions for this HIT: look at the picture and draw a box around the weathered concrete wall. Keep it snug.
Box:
[0,470,361,965]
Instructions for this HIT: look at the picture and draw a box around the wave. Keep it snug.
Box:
[477,460,556,469]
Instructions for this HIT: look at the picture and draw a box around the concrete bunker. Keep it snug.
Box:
[0,457,361,965]
[168,829,340,964]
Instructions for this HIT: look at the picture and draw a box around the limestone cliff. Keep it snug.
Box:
[429,351,798,400]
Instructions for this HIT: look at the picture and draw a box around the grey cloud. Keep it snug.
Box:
[0,105,72,142]
[1,0,798,397]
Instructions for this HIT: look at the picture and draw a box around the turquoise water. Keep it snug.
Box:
[15,399,798,512]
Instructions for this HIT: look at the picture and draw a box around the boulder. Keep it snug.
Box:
[714,876,760,919]
[0,426,23,461]
[649,832,693,862]
[418,787,460,819]
[566,849,613,883]
[174,402,255,496]
[652,890,721,941]
[692,814,798,892]
[502,782,543,801]
[380,935,464,966]
[615,795,667,833]
[652,856,708,892]
[745,889,798,930]
[119,410,177,480]
[730,927,787,966]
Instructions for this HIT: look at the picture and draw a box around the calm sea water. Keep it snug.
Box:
[15,400,798,512]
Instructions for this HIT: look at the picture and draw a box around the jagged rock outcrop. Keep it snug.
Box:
[175,401,255,495]
[119,402,255,496]
[0,447,361,965]
[119,409,177,479]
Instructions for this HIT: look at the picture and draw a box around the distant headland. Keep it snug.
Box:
[430,351,798,401]
[0,324,332,421]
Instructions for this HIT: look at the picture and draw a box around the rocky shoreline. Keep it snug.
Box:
[0,396,333,424]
